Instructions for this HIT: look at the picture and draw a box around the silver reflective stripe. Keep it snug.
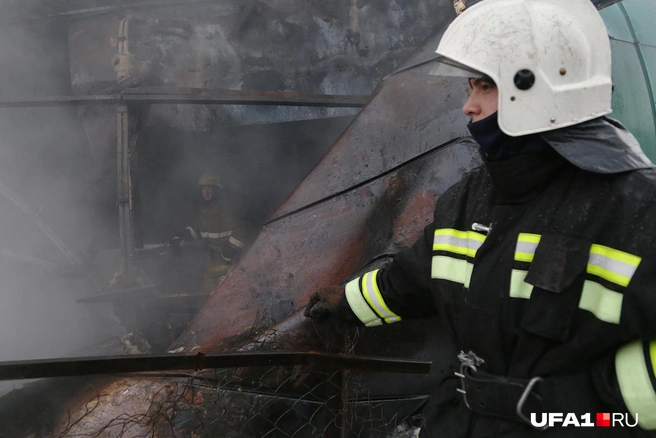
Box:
[515,241,538,254]
[514,233,541,262]
[589,253,636,278]
[345,277,382,327]
[587,250,640,288]
[515,241,538,262]
[431,256,474,288]
[616,341,656,429]
[228,236,245,248]
[433,229,485,258]
[579,280,623,325]
[362,270,401,324]
[433,234,484,256]
[186,226,199,240]
[200,230,232,239]
[509,270,533,299]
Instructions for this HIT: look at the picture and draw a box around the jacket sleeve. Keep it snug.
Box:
[591,250,656,430]
[219,228,248,262]
[337,221,438,327]
[173,225,200,242]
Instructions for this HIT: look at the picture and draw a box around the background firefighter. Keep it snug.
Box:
[306,0,656,437]
[170,171,246,295]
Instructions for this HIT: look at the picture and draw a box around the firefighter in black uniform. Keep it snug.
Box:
[305,0,656,436]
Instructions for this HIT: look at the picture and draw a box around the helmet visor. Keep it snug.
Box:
[428,56,484,79]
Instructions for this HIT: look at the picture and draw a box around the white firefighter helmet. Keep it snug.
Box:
[430,0,613,136]
[197,171,223,188]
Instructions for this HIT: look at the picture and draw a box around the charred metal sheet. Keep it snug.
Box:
[0,352,430,381]
[271,74,470,219]
[54,11,483,433]
[0,90,370,108]
[175,138,479,353]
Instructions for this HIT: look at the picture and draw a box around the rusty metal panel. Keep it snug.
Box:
[174,138,480,353]
[273,73,471,219]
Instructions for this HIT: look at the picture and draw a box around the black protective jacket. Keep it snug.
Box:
[337,121,656,437]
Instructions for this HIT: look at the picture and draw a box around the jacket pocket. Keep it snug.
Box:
[521,233,591,342]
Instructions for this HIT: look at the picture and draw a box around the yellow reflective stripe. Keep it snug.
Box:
[509,270,533,299]
[433,229,486,258]
[579,280,623,325]
[345,278,382,327]
[514,233,541,263]
[361,270,401,324]
[434,228,486,242]
[591,244,642,266]
[518,233,541,244]
[616,341,656,429]
[588,244,641,287]
[431,256,474,288]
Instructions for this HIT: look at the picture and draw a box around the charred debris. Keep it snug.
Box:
[0,0,458,435]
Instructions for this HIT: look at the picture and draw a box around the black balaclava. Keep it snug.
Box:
[468,112,566,203]
[467,112,548,161]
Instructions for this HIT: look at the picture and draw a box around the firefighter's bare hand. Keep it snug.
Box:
[304,289,339,320]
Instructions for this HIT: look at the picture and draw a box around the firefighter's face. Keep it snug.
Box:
[462,78,499,123]
[201,185,214,201]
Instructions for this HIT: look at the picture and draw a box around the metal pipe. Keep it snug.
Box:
[4,0,621,25]
[7,0,233,24]
[0,351,432,381]
[0,90,370,108]
[116,104,133,278]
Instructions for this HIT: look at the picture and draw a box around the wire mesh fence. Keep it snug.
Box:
[54,363,422,438]
[50,323,425,438]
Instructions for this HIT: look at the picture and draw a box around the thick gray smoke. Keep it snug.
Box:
[0,23,123,396]
[0,0,454,432]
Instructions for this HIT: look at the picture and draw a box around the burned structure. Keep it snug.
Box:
[0,0,652,436]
